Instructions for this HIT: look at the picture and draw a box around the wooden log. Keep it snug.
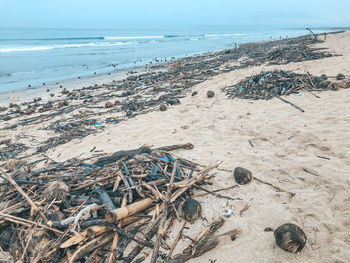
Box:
[105,198,154,223]
[94,185,116,210]
[68,233,113,263]
[94,143,194,167]
[60,225,107,248]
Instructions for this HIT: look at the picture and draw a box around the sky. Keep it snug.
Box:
[0,0,349,29]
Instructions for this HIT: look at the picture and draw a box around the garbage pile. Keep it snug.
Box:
[224,70,339,100]
[0,143,223,263]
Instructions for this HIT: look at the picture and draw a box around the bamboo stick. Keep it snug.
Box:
[105,198,154,223]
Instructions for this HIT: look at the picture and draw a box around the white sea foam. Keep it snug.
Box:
[104,35,164,40]
[0,42,134,53]
[205,33,247,37]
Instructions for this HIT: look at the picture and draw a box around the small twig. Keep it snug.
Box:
[192,185,238,198]
[277,96,305,112]
[104,222,154,249]
[0,212,62,234]
[194,185,241,201]
[168,222,186,259]
[239,204,250,216]
[150,162,177,263]
[253,176,295,197]
[316,155,330,160]
[302,168,320,176]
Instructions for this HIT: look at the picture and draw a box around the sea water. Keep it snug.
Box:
[0,27,331,94]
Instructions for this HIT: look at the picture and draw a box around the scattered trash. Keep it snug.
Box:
[223,209,233,218]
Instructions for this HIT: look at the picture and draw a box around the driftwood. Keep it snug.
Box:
[166,218,225,263]
[94,143,194,167]
[225,70,337,101]
[0,143,221,262]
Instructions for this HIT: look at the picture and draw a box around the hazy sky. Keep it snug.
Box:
[0,0,349,29]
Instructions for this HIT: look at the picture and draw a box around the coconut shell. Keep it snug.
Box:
[336,73,345,80]
[159,104,167,111]
[233,167,252,185]
[182,198,202,223]
[274,223,306,253]
[207,90,215,98]
[43,181,70,201]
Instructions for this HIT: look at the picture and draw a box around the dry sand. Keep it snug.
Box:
[2,32,350,262]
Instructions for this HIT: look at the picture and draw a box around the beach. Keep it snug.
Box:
[1,31,350,262]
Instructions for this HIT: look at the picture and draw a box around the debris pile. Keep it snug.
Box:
[0,143,226,263]
[224,70,337,100]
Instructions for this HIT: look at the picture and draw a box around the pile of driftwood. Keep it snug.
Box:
[0,143,226,263]
[224,70,340,101]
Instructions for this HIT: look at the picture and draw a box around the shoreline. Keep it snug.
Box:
[0,29,350,262]
[0,63,164,107]
[0,30,345,156]
[0,30,341,107]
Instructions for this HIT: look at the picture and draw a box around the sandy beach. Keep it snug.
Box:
[0,31,350,262]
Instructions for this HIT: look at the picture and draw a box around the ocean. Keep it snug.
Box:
[0,27,331,94]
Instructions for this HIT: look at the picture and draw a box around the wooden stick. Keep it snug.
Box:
[316,155,330,160]
[194,185,240,201]
[253,176,295,197]
[150,162,177,263]
[71,175,115,191]
[170,163,219,203]
[277,96,305,112]
[192,185,238,198]
[105,198,154,223]
[94,185,116,210]
[108,193,127,263]
[68,233,113,263]
[0,212,62,234]
[60,225,107,248]
[154,143,194,151]
[123,217,161,263]
[104,222,154,249]
[168,222,186,259]
[0,168,48,224]
[302,168,320,176]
